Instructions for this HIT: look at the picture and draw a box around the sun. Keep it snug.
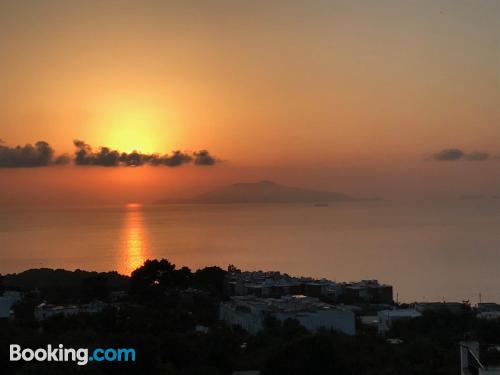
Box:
[105,108,161,153]
[91,96,177,154]
[96,107,162,153]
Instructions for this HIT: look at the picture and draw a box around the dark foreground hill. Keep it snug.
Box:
[4,268,129,290]
[3,268,130,303]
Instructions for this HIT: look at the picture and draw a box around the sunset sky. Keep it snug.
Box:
[0,0,498,204]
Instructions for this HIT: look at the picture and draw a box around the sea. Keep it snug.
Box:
[1,199,499,303]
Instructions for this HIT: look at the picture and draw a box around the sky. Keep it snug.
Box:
[0,0,499,204]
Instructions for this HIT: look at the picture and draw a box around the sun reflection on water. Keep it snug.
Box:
[119,204,148,275]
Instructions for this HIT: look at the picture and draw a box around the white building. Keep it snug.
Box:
[3,291,22,304]
[34,303,80,321]
[360,315,379,329]
[460,341,500,375]
[224,270,392,303]
[34,301,108,321]
[194,325,209,334]
[220,295,355,335]
[220,296,267,333]
[0,290,22,319]
[0,297,15,320]
[477,311,500,320]
[377,309,421,334]
[477,303,500,320]
[414,302,465,314]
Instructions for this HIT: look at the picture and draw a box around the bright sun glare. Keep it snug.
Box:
[93,97,174,154]
[107,109,160,153]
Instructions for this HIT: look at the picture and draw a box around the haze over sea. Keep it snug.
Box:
[1,200,499,304]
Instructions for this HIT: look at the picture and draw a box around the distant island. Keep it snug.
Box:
[155,180,354,204]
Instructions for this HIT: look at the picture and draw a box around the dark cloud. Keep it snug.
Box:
[74,140,121,166]
[465,151,490,161]
[0,139,219,168]
[433,148,464,161]
[53,154,71,165]
[73,140,217,167]
[432,148,492,162]
[0,140,67,167]
[150,151,193,167]
[120,151,148,167]
[193,150,216,166]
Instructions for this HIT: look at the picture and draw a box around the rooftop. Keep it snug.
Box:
[379,309,421,318]
[226,295,346,314]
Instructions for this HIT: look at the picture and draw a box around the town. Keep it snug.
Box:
[1,261,500,374]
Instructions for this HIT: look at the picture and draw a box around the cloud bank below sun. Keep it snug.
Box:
[0,139,218,168]
[2,139,500,170]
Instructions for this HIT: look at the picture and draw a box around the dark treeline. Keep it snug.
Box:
[3,269,129,304]
[2,260,500,374]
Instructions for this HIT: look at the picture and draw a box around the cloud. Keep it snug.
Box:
[145,150,193,167]
[432,148,464,161]
[74,140,121,166]
[432,148,491,162]
[193,150,216,166]
[0,140,69,167]
[73,140,217,167]
[0,140,219,168]
[465,151,490,161]
[53,154,71,165]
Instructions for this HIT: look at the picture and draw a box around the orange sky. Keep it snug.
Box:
[0,0,499,204]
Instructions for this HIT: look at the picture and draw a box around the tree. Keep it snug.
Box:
[131,259,177,292]
[227,264,241,274]
[174,266,193,288]
[263,334,351,375]
[82,275,110,301]
[194,267,227,295]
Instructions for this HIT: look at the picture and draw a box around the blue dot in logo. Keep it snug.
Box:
[89,356,93,361]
